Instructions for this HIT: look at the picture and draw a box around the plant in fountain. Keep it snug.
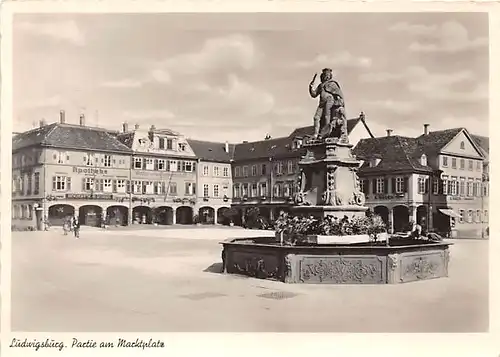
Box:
[274,212,387,246]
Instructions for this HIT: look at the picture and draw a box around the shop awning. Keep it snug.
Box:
[439,209,461,219]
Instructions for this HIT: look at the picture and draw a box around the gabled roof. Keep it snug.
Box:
[115,132,135,149]
[471,134,489,155]
[415,128,464,156]
[353,135,433,173]
[288,117,374,139]
[188,139,235,163]
[12,123,132,153]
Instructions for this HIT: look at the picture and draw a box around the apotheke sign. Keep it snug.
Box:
[73,167,109,175]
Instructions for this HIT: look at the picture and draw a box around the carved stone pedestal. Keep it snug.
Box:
[294,137,367,219]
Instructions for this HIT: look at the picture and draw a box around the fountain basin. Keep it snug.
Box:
[221,237,451,284]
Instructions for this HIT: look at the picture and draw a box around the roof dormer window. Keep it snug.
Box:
[420,154,427,166]
[370,158,381,167]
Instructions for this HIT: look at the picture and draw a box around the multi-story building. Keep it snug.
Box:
[470,134,489,237]
[12,112,133,229]
[353,124,487,238]
[114,123,198,225]
[188,139,234,224]
[231,114,374,222]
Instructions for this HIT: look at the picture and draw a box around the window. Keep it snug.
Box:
[277,162,284,175]
[250,183,257,197]
[134,157,143,169]
[84,178,95,191]
[242,184,248,197]
[213,184,220,197]
[213,166,220,176]
[233,184,240,198]
[166,139,173,150]
[103,179,112,193]
[484,210,488,223]
[169,183,177,195]
[154,182,165,195]
[467,210,473,223]
[157,159,166,171]
[420,154,427,166]
[274,183,282,197]
[145,158,154,170]
[133,181,142,194]
[243,166,249,177]
[261,164,267,175]
[27,174,32,195]
[251,165,257,176]
[476,179,482,197]
[84,153,95,166]
[376,178,384,194]
[459,209,464,224]
[169,160,177,172]
[287,160,294,174]
[203,165,209,176]
[159,138,165,149]
[116,180,126,193]
[467,180,473,197]
[178,143,186,151]
[185,182,195,195]
[103,155,112,167]
[57,151,66,164]
[34,172,40,195]
[466,160,473,171]
[235,167,241,177]
[460,141,465,149]
[476,210,481,223]
[477,161,482,171]
[203,184,209,197]
[418,177,426,194]
[183,161,193,172]
[442,156,448,167]
[432,178,439,194]
[459,177,465,196]
[223,167,229,177]
[52,176,70,191]
[260,182,267,196]
[442,176,448,195]
[143,181,154,194]
[483,182,489,197]
[450,178,458,196]
[460,159,465,170]
[395,177,404,193]
[284,182,291,197]
[451,158,457,169]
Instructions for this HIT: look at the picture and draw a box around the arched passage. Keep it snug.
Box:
[48,204,75,226]
[373,205,390,227]
[176,206,193,225]
[79,205,103,227]
[133,206,153,224]
[417,205,428,230]
[199,206,215,224]
[106,205,128,226]
[217,207,230,224]
[153,206,174,225]
[393,205,410,233]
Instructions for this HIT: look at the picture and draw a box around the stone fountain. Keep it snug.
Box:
[221,68,451,284]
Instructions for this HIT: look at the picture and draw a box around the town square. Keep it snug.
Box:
[8,11,489,335]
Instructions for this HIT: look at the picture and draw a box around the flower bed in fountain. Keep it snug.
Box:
[221,214,452,285]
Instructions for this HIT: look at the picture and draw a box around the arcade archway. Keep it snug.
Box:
[393,205,410,233]
[79,205,103,227]
[132,206,153,224]
[153,206,174,225]
[176,206,193,225]
[106,205,128,226]
[48,204,75,226]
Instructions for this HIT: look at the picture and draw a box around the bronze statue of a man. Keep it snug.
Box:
[308,68,346,139]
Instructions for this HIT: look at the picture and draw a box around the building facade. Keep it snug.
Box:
[353,125,487,238]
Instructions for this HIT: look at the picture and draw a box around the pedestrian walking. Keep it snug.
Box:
[72,216,81,239]
[62,218,70,235]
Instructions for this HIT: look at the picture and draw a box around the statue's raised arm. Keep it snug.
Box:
[308,73,320,98]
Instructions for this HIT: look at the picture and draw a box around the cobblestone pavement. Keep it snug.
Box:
[11,227,489,332]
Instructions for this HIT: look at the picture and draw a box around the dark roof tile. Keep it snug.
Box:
[187,139,235,163]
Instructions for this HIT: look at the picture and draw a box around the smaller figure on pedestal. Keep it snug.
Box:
[308,68,348,142]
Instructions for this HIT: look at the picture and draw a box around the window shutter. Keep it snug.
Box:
[392,178,396,193]
[438,179,444,194]
[52,177,56,190]
[126,180,130,193]
[363,180,369,194]
[403,177,408,193]
[177,161,181,171]
[161,182,166,194]
[424,178,429,193]
[67,177,72,191]
[384,178,388,193]
[142,159,147,170]
[193,184,196,195]
[372,179,377,194]
[154,159,158,170]
[193,162,196,172]
[112,180,117,193]
[82,178,86,191]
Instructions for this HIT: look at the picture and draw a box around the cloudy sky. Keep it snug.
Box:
[13,12,488,142]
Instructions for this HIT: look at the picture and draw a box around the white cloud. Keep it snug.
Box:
[16,20,85,46]
[154,34,257,77]
[391,21,487,53]
[295,51,372,69]
[100,79,144,89]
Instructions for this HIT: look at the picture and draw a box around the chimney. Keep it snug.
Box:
[359,111,366,122]
[423,124,430,135]
[79,114,85,126]
[386,129,393,137]
[150,125,156,131]
[122,122,128,133]
[59,110,66,124]
[224,141,229,153]
[135,124,140,130]
[39,119,46,128]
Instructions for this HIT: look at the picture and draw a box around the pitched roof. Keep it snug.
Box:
[471,134,489,155]
[12,123,132,153]
[233,136,305,162]
[187,139,235,163]
[115,132,135,149]
[353,135,432,173]
[288,117,367,138]
[415,128,464,156]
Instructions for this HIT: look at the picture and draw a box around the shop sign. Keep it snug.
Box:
[66,193,114,200]
[449,196,476,201]
[73,167,109,175]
